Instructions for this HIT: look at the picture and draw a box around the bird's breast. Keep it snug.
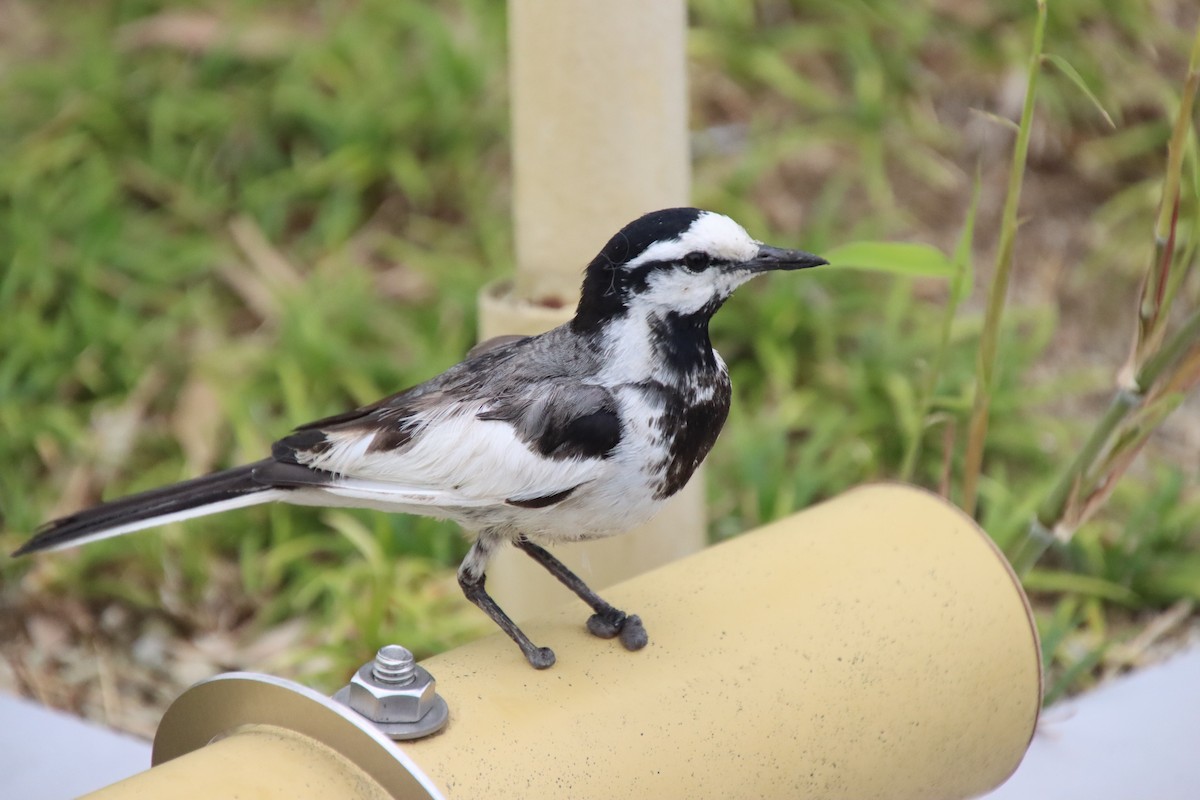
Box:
[614,367,732,502]
[482,367,732,543]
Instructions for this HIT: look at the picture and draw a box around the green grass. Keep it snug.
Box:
[2,0,1199,701]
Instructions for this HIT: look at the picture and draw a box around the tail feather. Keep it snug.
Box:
[13,461,282,556]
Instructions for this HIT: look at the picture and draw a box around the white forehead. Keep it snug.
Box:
[625,212,759,268]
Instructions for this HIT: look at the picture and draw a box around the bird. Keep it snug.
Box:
[14,207,825,669]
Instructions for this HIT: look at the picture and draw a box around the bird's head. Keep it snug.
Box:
[571,208,825,332]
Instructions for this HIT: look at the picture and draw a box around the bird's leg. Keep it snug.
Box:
[514,537,648,652]
[458,537,556,669]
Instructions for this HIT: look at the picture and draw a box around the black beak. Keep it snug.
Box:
[743,244,827,272]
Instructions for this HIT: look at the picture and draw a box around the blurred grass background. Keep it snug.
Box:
[1,0,1198,732]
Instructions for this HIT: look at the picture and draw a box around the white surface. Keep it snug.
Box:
[0,693,151,799]
[982,645,1200,800]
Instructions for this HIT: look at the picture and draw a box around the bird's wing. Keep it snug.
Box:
[281,333,533,433]
[476,382,621,461]
[261,379,621,509]
[466,334,530,360]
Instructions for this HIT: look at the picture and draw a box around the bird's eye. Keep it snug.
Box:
[683,251,710,272]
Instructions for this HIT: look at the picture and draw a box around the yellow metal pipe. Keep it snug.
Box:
[85,484,1039,800]
[482,0,700,619]
[85,724,394,800]
[399,484,1041,799]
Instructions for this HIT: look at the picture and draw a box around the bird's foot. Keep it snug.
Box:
[587,611,648,651]
[523,645,557,670]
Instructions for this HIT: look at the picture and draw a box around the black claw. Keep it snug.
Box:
[587,612,621,639]
[618,614,648,651]
[587,611,648,651]
[527,646,556,669]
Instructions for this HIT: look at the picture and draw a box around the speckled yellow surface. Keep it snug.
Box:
[402,484,1041,800]
[87,724,394,800]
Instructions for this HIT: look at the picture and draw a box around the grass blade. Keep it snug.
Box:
[961,0,1048,516]
[822,241,956,278]
[1041,53,1117,128]
[899,173,981,481]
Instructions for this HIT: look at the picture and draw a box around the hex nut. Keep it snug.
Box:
[347,663,437,724]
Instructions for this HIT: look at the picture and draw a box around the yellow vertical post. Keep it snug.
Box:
[482,0,699,619]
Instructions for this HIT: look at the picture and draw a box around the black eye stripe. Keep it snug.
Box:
[629,255,729,275]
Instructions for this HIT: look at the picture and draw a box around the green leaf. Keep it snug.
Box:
[822,241,956,278]
[883,371,919,444]
[1024,569,1141,605]
[1042,54,1117,129]
[1139,552,1200,602]
[950,171,982,305]
[324,511,384,569]
[1044,641,1106,705]
[968,107,1020,135]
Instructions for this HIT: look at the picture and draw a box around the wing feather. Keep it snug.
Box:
[268,401,606,508]
[266,334,618,511]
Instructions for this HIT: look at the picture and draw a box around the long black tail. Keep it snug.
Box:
[13,461,281,556]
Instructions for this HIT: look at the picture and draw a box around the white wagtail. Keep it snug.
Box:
[15,208,825,668]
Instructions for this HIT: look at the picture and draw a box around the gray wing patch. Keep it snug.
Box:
[467,334,530,359]
[272,336,544,466]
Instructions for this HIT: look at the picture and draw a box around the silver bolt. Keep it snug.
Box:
[333,644,449,741]
[371,644,416,685]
